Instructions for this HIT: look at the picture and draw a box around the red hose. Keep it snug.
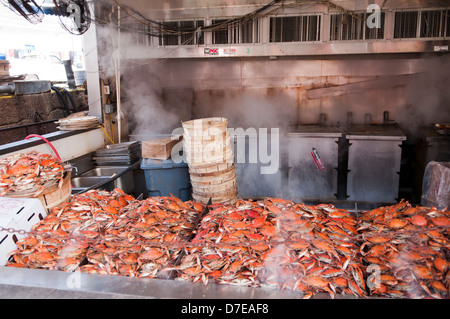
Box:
[25,134,62,161]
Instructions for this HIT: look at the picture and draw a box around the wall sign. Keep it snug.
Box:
[204,48,237,56]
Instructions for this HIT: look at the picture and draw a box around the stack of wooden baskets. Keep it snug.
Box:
[182,117,238,204]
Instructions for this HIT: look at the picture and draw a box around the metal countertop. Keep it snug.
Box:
[0,266,311,299]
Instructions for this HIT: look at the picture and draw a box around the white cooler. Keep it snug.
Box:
[0,197,47,266]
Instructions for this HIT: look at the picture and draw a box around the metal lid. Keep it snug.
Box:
[287,125,342,138]
[141,158,188,169]
[346,125,406,141]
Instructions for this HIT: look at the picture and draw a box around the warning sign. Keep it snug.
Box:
[204,48,219,55]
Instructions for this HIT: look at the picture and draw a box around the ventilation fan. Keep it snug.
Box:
[53,0,91,35]
[1,0,44,24]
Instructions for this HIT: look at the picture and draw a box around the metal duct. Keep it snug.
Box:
[0,83,15,94]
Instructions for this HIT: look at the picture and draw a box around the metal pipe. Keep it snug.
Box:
[0,83,15,94]
[63,60,76,89]
[60,88,79,113]
[0,119,57,132]
[116,5,122,143]
[51,86,71,116]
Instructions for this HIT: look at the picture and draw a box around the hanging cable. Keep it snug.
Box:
[60,88,79,113]
[108,0,284,36]
[110,113,114,143]
[51,86,71,116]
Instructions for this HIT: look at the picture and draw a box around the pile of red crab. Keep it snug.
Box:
[7,189,134,271]
[81,196,204,277]
[358,201,449,298]
[176,198,366,298]
[7,190,204,279]
[0,151,65,197]
[5,190,449,299]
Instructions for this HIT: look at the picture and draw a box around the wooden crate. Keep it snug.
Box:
[38,172,72,214]
[142,135,182,160]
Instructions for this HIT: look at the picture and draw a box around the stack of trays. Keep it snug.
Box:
[56,112,100,131]
[93,141,141,166]
[182,117,238,204]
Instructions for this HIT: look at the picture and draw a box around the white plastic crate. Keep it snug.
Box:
[0,197,47,266]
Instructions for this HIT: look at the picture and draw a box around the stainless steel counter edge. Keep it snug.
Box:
[0,266,311,299]
[286,133,343,138]
[346,135,406,141]
[0,129,96,156]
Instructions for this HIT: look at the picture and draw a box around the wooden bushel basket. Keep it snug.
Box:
[192,182,237,197]
[192,191,238,205]
[183,117,238,205]
[182,117,228,137]
[189,162,235,176]
[7,172,72,214]
[38,172,72,214]
[189,165,236,183]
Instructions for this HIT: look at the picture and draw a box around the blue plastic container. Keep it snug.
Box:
[0,53,6,60]
[140,158,191,201]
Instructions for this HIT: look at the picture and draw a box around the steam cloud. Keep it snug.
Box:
[95,22,450,201]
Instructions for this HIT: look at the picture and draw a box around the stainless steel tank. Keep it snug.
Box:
[287,126,342,202]
[346,125,406,203]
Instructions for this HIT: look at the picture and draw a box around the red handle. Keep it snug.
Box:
[311,152,322,170]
